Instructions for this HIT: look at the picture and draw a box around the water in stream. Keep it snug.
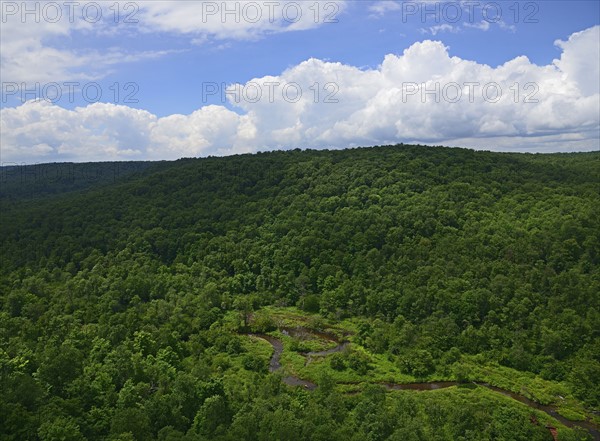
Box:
[249,331,600,440]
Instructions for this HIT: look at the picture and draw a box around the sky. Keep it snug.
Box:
[1,0,599,163]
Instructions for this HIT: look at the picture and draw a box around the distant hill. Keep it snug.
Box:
[0,161,162,202]
[1,145,598,441]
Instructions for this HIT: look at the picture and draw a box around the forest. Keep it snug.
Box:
[1,145,598,440]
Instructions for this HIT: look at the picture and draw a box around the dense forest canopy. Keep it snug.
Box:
[1,145,598,440]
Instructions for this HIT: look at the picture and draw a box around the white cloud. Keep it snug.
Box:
[463,20,490,31]
[149,106,250,158]
[0,2,175,84]
[2,26,599,162]
[137,1,347,39]
[369,1,518,34]
[462,19,514,33]
[554,26,600,96]
[420,24,460,35]
[0,100,252,162]
[0,1,346,85]
[0,101,157,162]
[368,1,401,18]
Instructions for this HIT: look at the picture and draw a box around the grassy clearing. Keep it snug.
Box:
[410,386,579,438]
[276,329,338,353]
[243,334,274,359]
[239,307,599,428]
[458,359,599,426]
[261,306,359,337]
[296,345,414,385]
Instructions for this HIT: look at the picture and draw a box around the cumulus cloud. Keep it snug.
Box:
[149,106,252,158]
[0,101,251,162]
[554,26,600,96]
[1,101,156,162]
[2,26,599,162]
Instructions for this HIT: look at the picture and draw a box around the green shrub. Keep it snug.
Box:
[330,353,347,371]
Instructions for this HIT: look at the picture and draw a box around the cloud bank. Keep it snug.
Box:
[2,26,599,162]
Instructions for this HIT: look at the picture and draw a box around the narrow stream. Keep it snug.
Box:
[249,332,600,440]
[384,381,599,438]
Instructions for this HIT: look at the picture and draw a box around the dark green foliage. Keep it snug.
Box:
[398,349,436,378]
[1,145,598,439]
[299,294,321,313]
[330,353,346,371]
[242,354,268,373]
[346,350,372,375]
[249,310,276,333]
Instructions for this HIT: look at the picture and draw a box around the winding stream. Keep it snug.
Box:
[249,332,600,440]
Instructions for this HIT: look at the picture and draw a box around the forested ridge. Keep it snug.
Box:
[1,145,599,440]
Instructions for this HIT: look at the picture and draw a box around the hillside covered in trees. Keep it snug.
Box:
[1,145,598,440]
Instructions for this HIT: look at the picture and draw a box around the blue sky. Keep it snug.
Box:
[115,1,599,116]
[1,1,599,162]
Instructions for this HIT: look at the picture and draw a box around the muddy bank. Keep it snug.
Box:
[250,331,599,440]
[383,381,598,437]
[249,333,317,389]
